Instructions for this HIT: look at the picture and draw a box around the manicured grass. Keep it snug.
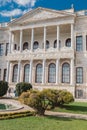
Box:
[52,102,87,114]
[0,116,87,130]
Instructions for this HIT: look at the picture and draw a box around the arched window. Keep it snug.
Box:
[65,38,71,47]
[54,40,61,48]
[36,64,42,83]
[33,41,39,50]
[23,42,28,50]
[48,63,56,83]
[24,64,30,82]
[62,63,70,83]
[46,40,50,49]
[12,64,18,82]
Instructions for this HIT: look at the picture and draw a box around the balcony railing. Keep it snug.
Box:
[7,47,74,61]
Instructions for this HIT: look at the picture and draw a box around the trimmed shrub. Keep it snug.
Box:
[0,81,9,97]
[28,90,50,115]
[58,90,74,105]
[19,89,74,115]
[16,82,32,96]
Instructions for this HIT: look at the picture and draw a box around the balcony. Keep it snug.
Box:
[7,47,74,61]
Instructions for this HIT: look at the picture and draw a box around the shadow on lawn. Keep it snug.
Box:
[61,104,87,113]
[45,115,72,121]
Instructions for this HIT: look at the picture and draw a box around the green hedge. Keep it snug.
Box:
[0,111,35,120]
[0,81,9,97]
[16,82,32,96]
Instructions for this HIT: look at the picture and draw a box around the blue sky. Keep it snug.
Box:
[0,0,87,23]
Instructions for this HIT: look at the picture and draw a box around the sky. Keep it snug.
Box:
[0,0,87,23]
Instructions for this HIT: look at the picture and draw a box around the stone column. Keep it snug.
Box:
[71,59,74,85]
[71,24,74,49]
[9,31,12,53]
[17,61,21,83]
[9,62,12,83]
[29,60,33,83]
[83,32,86,52]
[6,61,10,82]
[31,28,34,52]
[42,59,45,84]
[56,59,59,84]
[20,30,23,52]
[44,26,46,51]
[57,25,60,50]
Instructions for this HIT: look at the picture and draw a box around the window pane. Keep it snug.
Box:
[76,36,83,51]
[36,64,42,83]
[0,69,1,80]
[46,40,50,49]
[12,64,18,82]
[0,44,4,56]
[33,41,39,50]
[5,43,9,55]
[23,42,28,50]
[76,67,83,83]
[3,69,7,81]
[65,38,71,47]
[24,64,30,82]
[62,63,70,83]
[48,63,56,83]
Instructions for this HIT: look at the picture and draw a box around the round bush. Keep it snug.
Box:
[16,82,32,96]
[0,81,9,97]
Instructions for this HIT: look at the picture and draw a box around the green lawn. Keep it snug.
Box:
[52,102,87,114]
[0,116,87,130]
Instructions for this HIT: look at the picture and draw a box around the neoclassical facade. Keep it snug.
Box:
[0,7,87,98]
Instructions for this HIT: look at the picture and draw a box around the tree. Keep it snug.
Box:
[16,82,32,96]
[0,81,9,97]
[19,89,74,115]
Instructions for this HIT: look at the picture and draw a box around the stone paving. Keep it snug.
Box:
[45,111,87,120]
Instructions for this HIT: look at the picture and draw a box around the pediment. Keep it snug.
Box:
[22,10,65,23]
[9,7,75,25]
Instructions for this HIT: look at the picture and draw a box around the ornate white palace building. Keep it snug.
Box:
[0,7,87,98]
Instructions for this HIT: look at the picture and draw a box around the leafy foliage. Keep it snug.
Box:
[19,89,74,115]
[0,81,9,97]
[16,82,32,96]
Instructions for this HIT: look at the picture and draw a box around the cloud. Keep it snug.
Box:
[0,0,37,18]
[0,0,37,7]
[0,9,24,17]
[14,0,37,7]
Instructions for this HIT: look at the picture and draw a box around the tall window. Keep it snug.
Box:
[48,63,56,83]
[23,42,28,50]
[0,44,4,56]
[3,69,7,81]
[54,40,61,48]
[24,64,30,82]
[36,64,42,83]
[12,64,18,82]
[62,63,70,83]
[5,43,9,56]
[65,38,71,47]
[76,67,83,84]
[33,41,39,50]
[76,36,83,51]
[46,40,50,49]
[0,69,1,80]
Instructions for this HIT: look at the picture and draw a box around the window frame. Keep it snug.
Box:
[76,36,83,51]
[62,63,70,83]
[24,64,30,82]
[48,63,56,83]
[76,67,83,84]
[35,64,42,83]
